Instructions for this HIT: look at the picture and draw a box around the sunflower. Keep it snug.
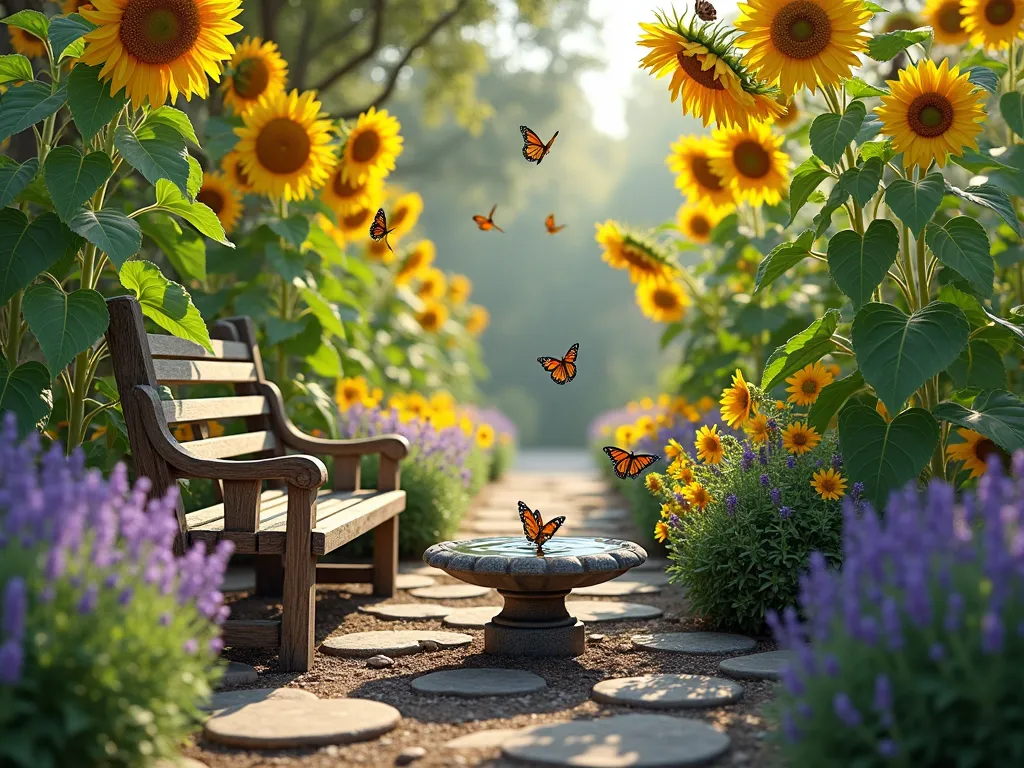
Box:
[335,376,370,411]
[316,213,346,249]
[615,424,639,448]
[221,36,287,115]
[466,305,490,336]
[666,135,736,212]
[8,26,46,58]
[773,94,800,128]
[63,0,96,11]
[720,369,753,428]
[734,0,871,94]
[745,410,771,444]
[883,11,921,31]
[415,267,447,301]
[384,191,424,242]
[80,0,242,110]
[677,203,724,243]
[636,279,690,323]
[638,9,785,128]
[321,163,383,215]
[682,481,713,510]
[946,427,1002,478]
[342,107,404,184]
[695,424,725,464]
[338,205,377,241]
[710,121,790,206]
[366,238,395,264]
[476,423,495,449]
[877,58,986,170]
[220,150,255,194]
[417,302,449,333]
[596,220,679,284]
[448,274,472,305]
[785,362,834,406]
[234,89,336,201]
[646,473,665,494]
[925,0,971,44]
[782,421,822,454]
[962,0,1024,48]
[698,395,716,412]
[395,240,435,285]
[665,438,685,459]
[654,521,671,543]
[195,171,243,234]
[811,468,847,500]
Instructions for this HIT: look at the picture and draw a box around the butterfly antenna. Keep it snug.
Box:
[384,233,393,253]
[494,223,504,233]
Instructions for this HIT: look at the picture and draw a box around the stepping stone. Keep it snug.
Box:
[204,697,400,748]
[205,687,318,713]
[446,728,533,749]
[409,584,491,600]
[396,573,436,590]
[634,558,667,572]
[320,630,473,658]
[218,661,258,688]
[719,650,797,681]
[359,603,451,620]
[628,571,671,587]
[573,581,660,597]
[442,606,501,628]
[399,564,445,577]
[565,600,663,623]
[591,674,743,709]
[412,668,547,697]
[632,632,756,655]
[501,713,730,767]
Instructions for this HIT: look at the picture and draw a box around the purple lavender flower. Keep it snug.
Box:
[0,639,22,684]
[2,577,27,641]
[741,445,754,471]
[831,454,843,470]
[833,692,862,728]
[183,638,199,654]
[759,446,769,465]
[779,506,793,519]
[929,643,945,661]
[877,740,898,758]
[726,494,738,516]
[851,481,864,502]
[669,514,680,528]
[981,612,1004,653]
[760,473,770,488]
[771,487,782,506]
[786,455,796,469]
[873,674,894,725]
[77,585,98,615]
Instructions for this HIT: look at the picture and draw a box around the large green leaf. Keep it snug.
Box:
[0,54,33,84]
[270,215,310,249]
[43,146,113,223]
[839,404,939,510]
[852,301,970,413]
[118,260,212,352]
[924,216,993,298]
[265,317,307,346]
[844,77,889,98]
[1001,92,1024,139]
[827,219,899,308]
[966,66,999,94]
[2,10,48,40]
[0,356,52,436]
[0,82,67,144]
[755,229,815,293]
[761,309,841,392]
[141,106,199,145]
[0,210,75,305]
[807,370,866,433]
[68,209,141,269]
[48,13,93,61]
[306,337,342,377]
[944,182,1024,237]
[300,286,345,339]
[813,185,850,237]
[809,101,866,167]
[947,339,1006,390]
[22,285,109,378]
[67,64,126,142]
[838,157,883,207]
[0,158,38,208]
[867,28,933,61]
[139,214,207,285]
[885,172,944,236]
[114,124,190,198]
[153,179,230,245]
[788,158,829,224]
[933,389,1024,453]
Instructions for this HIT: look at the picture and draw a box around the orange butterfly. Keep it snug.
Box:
[518,501,565,549]
[520,125,558,165]
[473,204,504,233]
[369,208,396,252]
[545,213,566,234]
[537,342,578,385]
[603,446,661,479]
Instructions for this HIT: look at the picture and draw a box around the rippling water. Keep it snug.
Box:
[450,536,625,558]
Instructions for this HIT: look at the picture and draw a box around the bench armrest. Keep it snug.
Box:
[132,386,327,490]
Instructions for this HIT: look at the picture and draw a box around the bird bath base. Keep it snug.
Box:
[423,537,647,657]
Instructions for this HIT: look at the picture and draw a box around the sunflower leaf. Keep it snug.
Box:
[813,185,850,238]
[0,82,67,144]
[43,146,113,223]
[115,124,191,199]
[788,157,829,224]
[270,215,310,250]
[867,28,933,62]
[21,285,109,379]
[944,181,1024,237]
[139,214,207,285]
[809,101,866,167]
[827,219,900,309]
[0,355,52,436]
[67,64,126,142]
[0,210,77,305]
[761,309,841,392]
[1,10,48,41]
[967,66,1000,94]
[118,260,213,352]
[153,179,231,246]
[807,371,866,433]
[0,158,38,208]
[933,390,1024,453]
[884,172,944,236]
[947,340,1006,390]
[838,156,883,207]
[925,216,994,298]
[48,13,94,61]
[845,77,889,98]
[142,106,200,146]
[755,229,815,294]
[0,54,33,85]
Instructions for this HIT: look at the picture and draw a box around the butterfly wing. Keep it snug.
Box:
[535,516,566,546]
[537,356,571,385]
[563,343,579,365]
[625,453,661,478]
[369,208,388,240]
[519,501,541,542]
[473,214,492,230]
[545,213,556,232]
[603,446,634,479]
[520,125,547,163]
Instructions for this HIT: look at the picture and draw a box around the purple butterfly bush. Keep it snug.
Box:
[769,453,1024,764]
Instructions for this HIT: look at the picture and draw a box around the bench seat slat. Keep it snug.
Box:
[153,359,258,384]
[148,334,251,361]
[162,396,269,424]
[181,430,278,460]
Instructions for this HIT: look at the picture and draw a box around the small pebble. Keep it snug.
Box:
[396,746,426,765]
[322,745,340,757]
[420,640,440,652]
[367,654,394,669]
[589,634,606,643]
[732,751,751,764]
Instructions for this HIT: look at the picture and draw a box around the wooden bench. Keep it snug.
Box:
[106,296,409,671]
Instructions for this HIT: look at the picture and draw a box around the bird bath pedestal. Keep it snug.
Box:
[423,537,647,657]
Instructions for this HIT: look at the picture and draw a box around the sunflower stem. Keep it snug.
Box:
[900,225,919,310]
[915,232,930,308]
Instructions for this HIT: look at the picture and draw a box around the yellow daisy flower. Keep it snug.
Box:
[195,171,242,234]
[654,520,670,543]
[395,240,435,285]
[665,438,684,459]
[8,26,46,59]
[640,397,655,410]
[448,274,472,305]
[666,135,736,212]
[682,481,713,510]
[415,267,447,301]
[877,58,986,171]
[785,362,834,406]
[695,424,725,464]
[962,0,1024,48]
[466,305,490,336]
[220,150,255,194]
[646,473,665,493]
[597,220,679,284]
[335,376,370,411]
[342,107,404,184]
[636,279,690,323]
[720,368,753,428]
[615,423,638,448]
[320,163,384,215]
[234,89,336,201]
[417,302,449,333]
[710,121,790,207]
[925,0,971,44]
[811,468,847,500]
[745,410,771,444]
[946,427,1001,478]
[220,36,287,115]
[636,415,659,440]
[677,203,724,244]
[476,423,495,449]
[782,421,822,454]
[80,0,242,110]
[667,459,694,485]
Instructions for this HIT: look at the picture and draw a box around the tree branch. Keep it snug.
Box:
[259,0,282,42]
[312,0,388,94]
[291,3,320,91]
[333,0,470,121]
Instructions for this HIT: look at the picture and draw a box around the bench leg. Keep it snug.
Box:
[372,515,399,597]
[280,486,317,672]
[254,554,284,597]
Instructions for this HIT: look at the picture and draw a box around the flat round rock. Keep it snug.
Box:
[445,728,534,750]
[320,630,473,658]
[628,571,671,587]
[155,760,208,768]
[573,581,660,597]
[359,602,451,621]
[412,668,547,697]
[442,606,501,628]
[591,674,743,709]
[396,573,436,590]
[719,650,797,681]
[205,687,317,713]
[632,632,756,655]
[565,600,663,623]
[218,661,258,688]
[501,713,730,767]
[409,584,491,600]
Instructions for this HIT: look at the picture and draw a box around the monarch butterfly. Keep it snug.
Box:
[519,501,565,549]
[603,446,661,479]
[537,342,579,385]
[545,213,566,234]
[520,125,558,165]
[369,208,396,252]
[473,204,504,233]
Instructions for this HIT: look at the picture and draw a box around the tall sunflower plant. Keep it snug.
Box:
[636,3,1024,508]
[0,4,239,460]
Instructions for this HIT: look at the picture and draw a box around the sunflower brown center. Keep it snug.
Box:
[235,160,252,187]
[690,215,711,236]
[119,0,201,65]
[389,205,408,229]
[691,156,724,191]
[908,92,954,137]
[196,188,224,213]
[332,171,362,198]
[883,13,918,32]
[938,1,965,32]
[792,432,808,446]
[233,57,270,99]
[653,287,680,309]
[975,438,1000,462]
[985,0,1015,25]
[770,1,832,60]
[343,209,369,228]
[802,379,818,394]
[350,131,381,163]
[676,52,724,90]
[819,477,836,492]
[733,140,772,178]
[255,117,311,174]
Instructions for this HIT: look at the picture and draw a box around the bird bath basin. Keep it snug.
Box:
[423,537,647,656]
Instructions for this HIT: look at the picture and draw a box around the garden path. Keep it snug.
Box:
[191,451,782,767]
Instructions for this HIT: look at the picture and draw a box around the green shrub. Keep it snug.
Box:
[489,439,515,481]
